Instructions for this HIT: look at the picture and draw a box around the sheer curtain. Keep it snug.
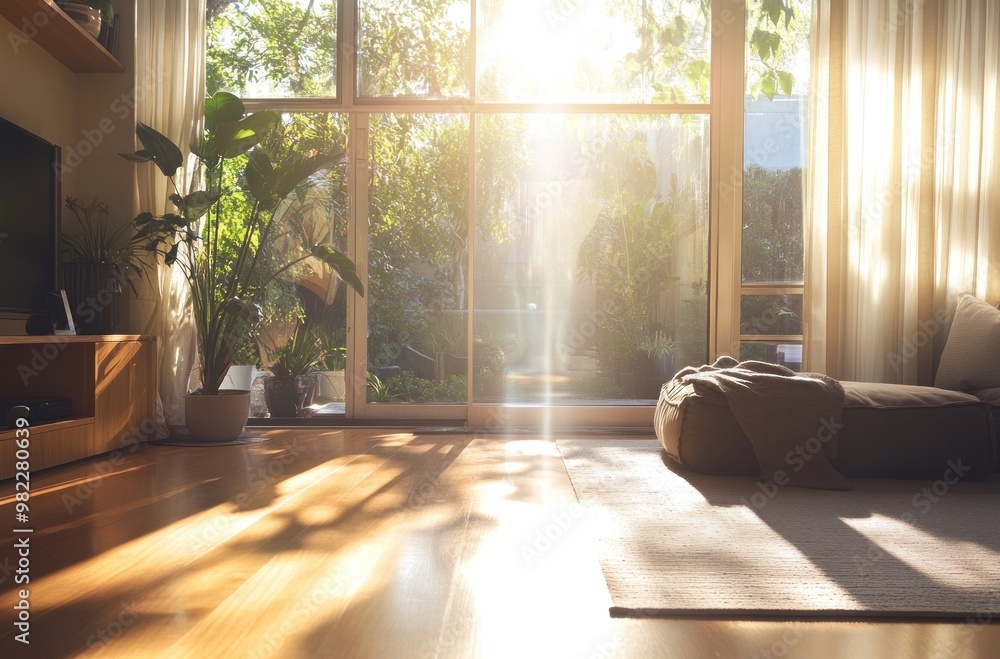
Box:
[133,0,206,435]
[805,0,1000,384]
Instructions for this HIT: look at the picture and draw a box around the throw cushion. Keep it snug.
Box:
[935,294,1000,391]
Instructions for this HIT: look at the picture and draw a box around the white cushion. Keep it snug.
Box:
[935,294,1000,391]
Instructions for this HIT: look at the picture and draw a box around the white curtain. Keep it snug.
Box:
[805,0,1000,384]
[133,0,206,436]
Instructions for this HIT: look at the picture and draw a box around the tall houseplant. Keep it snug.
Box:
[122,92,364,440]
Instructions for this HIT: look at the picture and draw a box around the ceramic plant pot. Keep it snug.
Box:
[184,390,250,442]
[264,374,317,417]
[62,3,102,38]
[62,262,122,334]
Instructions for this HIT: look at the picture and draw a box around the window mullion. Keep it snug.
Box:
[711,0,746,360]
[346,112,369,418]
[342,0,357,109]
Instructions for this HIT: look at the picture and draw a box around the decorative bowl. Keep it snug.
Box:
[61,3,102,39]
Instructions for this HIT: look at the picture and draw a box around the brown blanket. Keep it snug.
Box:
[676,357,851,491]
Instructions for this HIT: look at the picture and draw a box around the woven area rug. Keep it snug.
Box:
[558,439,1000,619]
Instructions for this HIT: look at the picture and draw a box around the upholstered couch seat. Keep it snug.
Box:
[655,379,997,479]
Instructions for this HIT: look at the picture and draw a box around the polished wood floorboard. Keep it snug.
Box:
[1,429,998,658]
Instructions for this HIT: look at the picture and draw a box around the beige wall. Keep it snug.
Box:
[0,3,137,334]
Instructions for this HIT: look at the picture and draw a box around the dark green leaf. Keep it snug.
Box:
[259,152,339,211]
[311,245,365,297]
[245,149,273,202]
[216,111,280,158]
[204,91,244,133]
[164,243,179,265]
[191,135,219,169]
[119,151,154,163]
[162,213,189,227]
[135,123,184,177]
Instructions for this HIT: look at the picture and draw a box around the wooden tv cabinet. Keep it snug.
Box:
[0,335,156,480]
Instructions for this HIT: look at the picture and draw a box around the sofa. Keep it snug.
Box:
[655,294,1000,480]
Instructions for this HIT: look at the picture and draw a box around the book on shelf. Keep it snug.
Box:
[99,13,121,58]
[97,12,110,49]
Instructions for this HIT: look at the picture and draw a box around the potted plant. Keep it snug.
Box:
[61,196,147,334]
[473,326,508,400]
[122,91,364,441]
[316,345,346,402]
[263,323,324,417]
[636,329,676,399]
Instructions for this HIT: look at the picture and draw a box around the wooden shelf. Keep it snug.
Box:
[0,334,148,345]
[0,337,156,479]
[0,416,94,441]
[0,0,124,73]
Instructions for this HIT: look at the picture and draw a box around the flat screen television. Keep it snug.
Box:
[0,116,61,314]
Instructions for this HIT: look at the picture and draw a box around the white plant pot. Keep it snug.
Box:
[185,391,250,442]
[317,370,346,402]
[221,364,254,391]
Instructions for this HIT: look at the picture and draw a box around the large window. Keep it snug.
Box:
[207,0,811,423]
[737,0,811,369]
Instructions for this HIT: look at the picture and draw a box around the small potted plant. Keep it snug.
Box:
[316,345,346,402]
[61,196,147,334]
[263,323,324,417]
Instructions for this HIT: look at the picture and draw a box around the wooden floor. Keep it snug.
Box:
[1,429,997,658]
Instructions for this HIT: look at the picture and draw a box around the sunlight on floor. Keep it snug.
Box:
[843,513,1000,587]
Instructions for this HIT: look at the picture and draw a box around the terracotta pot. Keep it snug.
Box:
[185,391,250,442]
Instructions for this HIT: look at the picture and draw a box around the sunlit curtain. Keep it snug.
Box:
[133,0,206,436]
[805,0,1000,384]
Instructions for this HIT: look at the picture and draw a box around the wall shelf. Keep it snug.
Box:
[0,0,124,73]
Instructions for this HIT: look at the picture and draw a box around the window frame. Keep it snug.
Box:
[229,0,800,425]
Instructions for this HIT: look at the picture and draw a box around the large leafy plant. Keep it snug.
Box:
[122,91,364,395]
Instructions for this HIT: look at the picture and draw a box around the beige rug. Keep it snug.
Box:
[558,439,1000,619]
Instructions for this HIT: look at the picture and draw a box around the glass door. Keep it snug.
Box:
[470,113,710,427]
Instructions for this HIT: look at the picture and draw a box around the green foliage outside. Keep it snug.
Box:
[742,165,804,283]
[205,0,810,400]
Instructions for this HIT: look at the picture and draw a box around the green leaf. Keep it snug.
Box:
[191,135,219,169]
[257,152,338,211]
[164,243,179,265]
[133,211,154,226]
[245,149,274,202]
[182,191,223,220]
[216,111,280,158]
[778,70,794,98]
[135,123,184,177]
[204,91,244,133]
[119,151,154,163]
[311,245,365,297]
[761,73,777,101]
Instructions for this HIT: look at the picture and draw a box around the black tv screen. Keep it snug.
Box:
[0,116,61,314]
